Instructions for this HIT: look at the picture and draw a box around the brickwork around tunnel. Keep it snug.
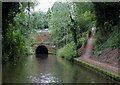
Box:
[31,29,56,54]
[32,43,56,54]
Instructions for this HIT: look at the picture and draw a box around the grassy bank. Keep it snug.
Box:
[74,58,120,83]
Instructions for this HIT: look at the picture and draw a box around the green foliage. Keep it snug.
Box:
[84,38,88,48]
[30,11,49,29]
[3,2,119,65]
[73,2,96,33]
[93,2,119,27]
[78,38,84,48]
[104,22,113,35]
[93,2,119,41]
[49,2,95,50]
[49,2,72,46]
[94,29,104,46]
[48,2,96,58]
[2,24,31,63]
[101,28,119,49]
[2,2,36,63]
[94,25,119,54]
[57,42,76,59]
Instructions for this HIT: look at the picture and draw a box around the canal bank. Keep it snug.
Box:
[73,58,120,83]
[71,28,120,83]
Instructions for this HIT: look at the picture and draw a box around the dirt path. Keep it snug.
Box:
[81,32,95,58]
[77,31,119,75]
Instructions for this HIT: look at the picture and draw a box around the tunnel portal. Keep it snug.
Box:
[36,45,48,54]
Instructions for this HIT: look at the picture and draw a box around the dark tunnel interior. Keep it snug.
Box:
[36,45,48,58]
[36,45,48,54]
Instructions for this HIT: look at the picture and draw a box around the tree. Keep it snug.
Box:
[49,2,95,58]
[49,2,72,46]
[93,2,119,41]
[2,2,35,63]
[2,2,20,39]
[68,3,78,57]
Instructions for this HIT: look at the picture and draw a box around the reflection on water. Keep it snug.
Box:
[36,54,48,59]
[40,73,58,83]
[2,55,111,83]
[27,73,58,83]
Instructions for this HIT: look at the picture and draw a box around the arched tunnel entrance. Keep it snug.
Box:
[36,45,48,54]
[36,45,48,58]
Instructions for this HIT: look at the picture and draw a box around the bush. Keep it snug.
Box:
[78,37,85,48]
[2,24,31,63]
[99,28,119,50]
[94,29,104,47]
[94,25,119,55]
[84,38,88,48]
[57,42,76,60]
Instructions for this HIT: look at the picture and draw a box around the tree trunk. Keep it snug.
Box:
[66,29,68,44]
[100,23,107,41]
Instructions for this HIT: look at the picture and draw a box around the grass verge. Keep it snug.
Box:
[74,58,120,83]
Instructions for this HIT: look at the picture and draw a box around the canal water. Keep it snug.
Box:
[2,55,111,83]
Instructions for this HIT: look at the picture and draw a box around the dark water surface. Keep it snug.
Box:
[2,55,111,83]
